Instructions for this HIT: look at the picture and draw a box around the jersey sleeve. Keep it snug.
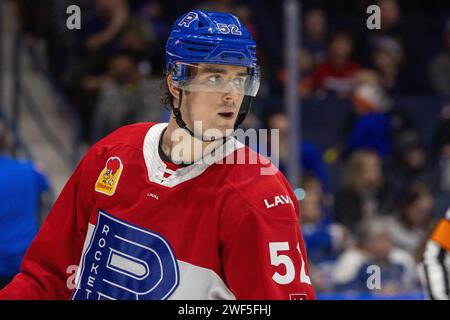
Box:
[0,147,102,300]
[219,171,316,300]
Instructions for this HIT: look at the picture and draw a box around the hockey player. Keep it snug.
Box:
[0,10,316,300]
[419,207,450,299]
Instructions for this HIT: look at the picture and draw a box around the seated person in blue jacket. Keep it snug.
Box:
[332,217,420,294]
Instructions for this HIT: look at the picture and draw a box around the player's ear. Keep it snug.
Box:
[167,74,180,101]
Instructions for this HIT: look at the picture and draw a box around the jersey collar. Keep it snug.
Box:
[143,123,244,187]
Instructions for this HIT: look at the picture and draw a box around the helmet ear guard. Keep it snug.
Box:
[170,62,194,86]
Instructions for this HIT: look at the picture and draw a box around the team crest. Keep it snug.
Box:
[95,157,123,196]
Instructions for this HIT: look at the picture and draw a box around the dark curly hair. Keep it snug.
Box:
[160,74,173,110]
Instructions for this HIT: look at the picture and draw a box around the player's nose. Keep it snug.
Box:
[222,86,238,101]
[223,93,234,102]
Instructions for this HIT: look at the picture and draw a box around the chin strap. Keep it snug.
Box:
[171,89,254,142]
[234,95,253,130]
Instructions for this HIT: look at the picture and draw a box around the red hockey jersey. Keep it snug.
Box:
[0,122,316,300]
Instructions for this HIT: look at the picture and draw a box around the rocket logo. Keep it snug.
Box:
[95,157,123,196]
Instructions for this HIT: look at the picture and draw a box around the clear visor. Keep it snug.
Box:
[173,63,260,97]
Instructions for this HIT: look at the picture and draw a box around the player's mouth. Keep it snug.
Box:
[217,112,235,120]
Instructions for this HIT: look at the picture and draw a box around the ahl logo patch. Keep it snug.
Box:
[95,157,123,196]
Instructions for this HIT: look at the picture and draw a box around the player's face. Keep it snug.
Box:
[182,64,247,137]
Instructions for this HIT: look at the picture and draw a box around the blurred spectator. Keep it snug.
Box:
[137,1,170,73]
[119,15,153,59]
[346,114,392,159]
[301,175,349,265]
[341,68,392,138]
[386,183,435,256]
[429,19,450,95]
[352,69,392,115]
[341,69,417,160]
[378,0,401,32]
[356,0,412,92]
[300,175,349,292]
[310,32,361,98]
[332,218,419,294]
[265,111,329,191]
[361,0,405,56]
[139,1,170,43]
[303,8,328,65]
[334,150,393,233]
[234,5,259,41]
[344,70,393,157]
[83,0,129,53]
[92,50,163,142]
[0,121,50,289]
[432,103,450,193]
[70,0,165,143]
[277,48,315,98]
[385,130,438,201]
[17,0,79,82]
[68,0,131,142]
[371,36,405,92]
[120,2,169,74]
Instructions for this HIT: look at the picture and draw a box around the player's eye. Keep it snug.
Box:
[232,77,245,88]
[206,75,223,86]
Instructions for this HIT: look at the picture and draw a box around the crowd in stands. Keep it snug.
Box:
[4,0,450,296]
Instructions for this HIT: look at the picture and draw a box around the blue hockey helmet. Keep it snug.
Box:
[166,10,259,81]
[164,10,260,140]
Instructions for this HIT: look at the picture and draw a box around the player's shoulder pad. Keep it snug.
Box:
[223,146,298,220]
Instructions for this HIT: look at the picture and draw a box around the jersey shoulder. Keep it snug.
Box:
[80,122,159,172]
[92,122,158,151]
[222,146,298,219]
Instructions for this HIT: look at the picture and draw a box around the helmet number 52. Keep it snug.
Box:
[217,23,242,35]
[269,242,311,285]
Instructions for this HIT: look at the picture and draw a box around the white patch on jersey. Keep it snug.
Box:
[168,260,236,300]
[143,123,244,187]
